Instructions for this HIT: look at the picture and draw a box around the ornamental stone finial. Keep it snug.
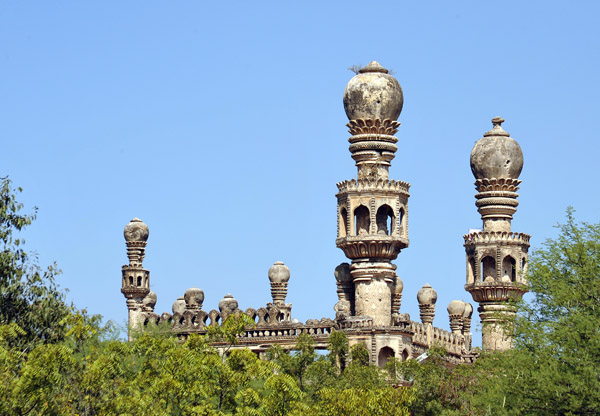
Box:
[142,290,157,312]
[124,218,149,243]
[417,284,437,325]
[343,61,403,121]
[268,261,290,305]
[447,300,466,334]
[219,294,239,321]
[172,296,186,315]
[184,288,204,310]
[470,117,523,180]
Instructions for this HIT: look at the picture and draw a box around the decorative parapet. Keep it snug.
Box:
[336,179,410,194]
[409,321,466,357]
[463,231,530,246]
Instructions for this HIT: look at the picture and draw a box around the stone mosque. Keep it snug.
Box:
[120,61,529,365]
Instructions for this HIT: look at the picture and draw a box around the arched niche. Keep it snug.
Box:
[354,205,370,236]
[502,256,517,282]
[377,346,395,368]
[401,349,410,361]
[399,206,406,236]
[339,207,348,238]
[376,204,395,235]
[467,257,476,284]
[481,256,496,281]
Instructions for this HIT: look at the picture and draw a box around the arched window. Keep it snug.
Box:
[481,256,496,282]
[376,205,395,235]
[399,207,405,236]
[378,346,395,367]
[401,349,410,361]
[129,276,133,286]
[137,276,142,287]
[502,256,517,282]
[467,257,476,284]
[354,205,370,236]
[339,208,348,238]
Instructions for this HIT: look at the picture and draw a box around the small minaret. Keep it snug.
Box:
[268,261,292,322]
[336,61,410,327]
[464,118,530,351]
[121,218,150,341]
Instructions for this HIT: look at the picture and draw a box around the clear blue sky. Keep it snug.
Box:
[1,2,599,346]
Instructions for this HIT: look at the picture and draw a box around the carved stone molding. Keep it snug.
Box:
[347,118,401,136]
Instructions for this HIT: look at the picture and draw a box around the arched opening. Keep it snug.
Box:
[137,276,142,287]
[376,205,395,235]
[481,256,496,282]
[129,276,133,286]
[401,349,410,361]
[339,208,348,238]
[378,346,395,367]
[399,207,405,236]
[467,257,476,284]
[521,257,527,279]
[354,205,370,236]
[502,256,517,282]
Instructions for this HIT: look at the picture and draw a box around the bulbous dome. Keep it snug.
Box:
[219,294,238,313]
[417,284,437,305]
[124,218,149,242]
[447,300,466,316]
[334,263,351,283]
[393,276,404,294]
[462,302,473,319]
[343,61,403,121]
[142,290,157,310]
[184,287,204,309]
[172,296,186,315]
[268,261,290,284]
[470,117,524,180]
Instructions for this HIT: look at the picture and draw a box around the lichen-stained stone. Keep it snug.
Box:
[470,117,523,180]
[343,61,403,122]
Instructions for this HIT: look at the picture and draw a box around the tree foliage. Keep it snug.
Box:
[0,177,71,349]
[401,209,600,415]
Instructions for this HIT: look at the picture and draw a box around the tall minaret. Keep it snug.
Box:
[121,218,151,341]
[464,118,530,351]
[336,61,410,326]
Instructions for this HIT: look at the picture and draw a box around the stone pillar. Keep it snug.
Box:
[121,218,150,341]
[391,275,403,315]
[462,302,473,350]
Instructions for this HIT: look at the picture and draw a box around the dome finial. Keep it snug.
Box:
[359,61,388,74]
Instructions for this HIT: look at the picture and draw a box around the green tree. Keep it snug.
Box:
[0,177,71,349]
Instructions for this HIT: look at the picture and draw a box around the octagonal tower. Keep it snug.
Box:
[336,61,410,326]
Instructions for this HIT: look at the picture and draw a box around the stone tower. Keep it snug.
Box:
[464,118,530,351]
[121,218,154,341]
[335,61,410,326]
